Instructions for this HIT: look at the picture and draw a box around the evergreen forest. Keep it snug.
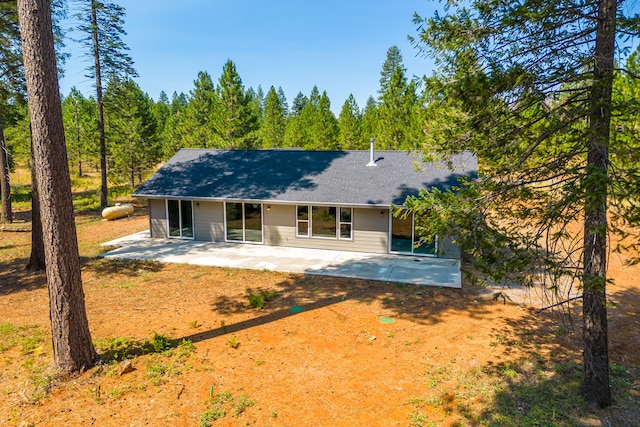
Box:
[4,44,420,189]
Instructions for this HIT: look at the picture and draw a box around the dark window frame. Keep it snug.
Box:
[166,199,194,240]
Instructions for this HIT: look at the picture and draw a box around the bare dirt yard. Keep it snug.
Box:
[1,207,639,426]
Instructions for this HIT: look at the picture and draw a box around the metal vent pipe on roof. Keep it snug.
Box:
[367,137,377,167]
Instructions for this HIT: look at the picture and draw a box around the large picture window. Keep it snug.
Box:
[225,202,263,243]
[296,205,353,240]
[312,206,336,238]
[167,199,194,239]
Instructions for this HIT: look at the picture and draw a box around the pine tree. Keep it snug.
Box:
[212,60,258,148]
[75,0,136,207]
[260,86,286,148]
[338,94,362,149]
[408,0,640,406]
[290,91,308,117]
[161,91,189,158]
[360,96,379,146]
[0,1,23,223]
[277,87,289,116]
[153,91,170,130]
[62,87,98,177]
[284,92,309,147]
[17,0,96,372]
[379,46,403,96]
[104,77,160,187]
[310,91,338,150]
[246,85,264,127]
[377,57,417,149]
[181,71,216,148]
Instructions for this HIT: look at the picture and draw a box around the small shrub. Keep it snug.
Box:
[175,339,196,359]
[246,288,279,309]
[150,333,174,353]
[232,395,255,417]
[247,292,264,309]
[227,336,240,349]
[200,407,226,426]
[201,391,256,424]
[213,391,233,405]
[146,361,180,386]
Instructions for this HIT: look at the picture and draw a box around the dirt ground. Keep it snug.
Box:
[1,209,639,426]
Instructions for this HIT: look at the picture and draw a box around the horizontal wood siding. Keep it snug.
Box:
[352,208,389,253]
[194,201,224,241]
[147,199,460,259]
[149,199,167,238]
[264,205,389,253]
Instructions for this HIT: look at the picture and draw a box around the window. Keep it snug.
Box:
[225,202,263,243]
[339,207,352,240]
[296,205,353,240]
[312,206,336,238]
[167,200,194,239]
[296,206,309,237]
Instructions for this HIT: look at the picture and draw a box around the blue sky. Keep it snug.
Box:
[59,1,439,113]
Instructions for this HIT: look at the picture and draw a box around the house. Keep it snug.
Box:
[132,146,477,259]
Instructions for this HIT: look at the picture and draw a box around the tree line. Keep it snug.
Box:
[4,46,425,191]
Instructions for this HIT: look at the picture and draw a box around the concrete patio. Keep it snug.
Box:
[100,231,462,288]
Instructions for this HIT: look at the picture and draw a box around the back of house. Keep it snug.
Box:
[133,148,477,259]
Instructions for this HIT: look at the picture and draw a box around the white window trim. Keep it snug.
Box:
[338,207,353,240]
[296,206,310,237]
[296,205,354,241]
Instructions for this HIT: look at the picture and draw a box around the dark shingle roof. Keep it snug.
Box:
[133,149,477,207]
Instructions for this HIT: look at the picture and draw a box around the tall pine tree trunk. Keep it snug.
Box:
[27,129,45,272]
[17,0,96,372]
[92,3,108,208]
[0,114,12,224]
[582,0,615,407]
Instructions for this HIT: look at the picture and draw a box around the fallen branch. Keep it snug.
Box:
[0,226,31,232]
[537,295,583,313]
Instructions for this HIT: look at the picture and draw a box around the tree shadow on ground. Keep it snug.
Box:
[608,287,640,368]
[184,273,494,344]
[0,257,47,296]
[82,258,165,279]
[398,295,640,426]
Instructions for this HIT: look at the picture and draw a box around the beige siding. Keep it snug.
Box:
[352,208,389,253]
[439,236,461,259]
[264,204,389,254]
[147,199,461,259]
[149,199,167,238]
[193,201,224,241]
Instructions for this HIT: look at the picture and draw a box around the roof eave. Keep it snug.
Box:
[132,193,394,208]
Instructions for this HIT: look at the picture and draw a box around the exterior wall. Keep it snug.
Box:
[439,236,461,259]
[149,199,167,238]
[263,204,389,254]
[146,198,461,259]
[193,201,224,241]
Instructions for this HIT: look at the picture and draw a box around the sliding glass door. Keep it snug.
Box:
[225,202,263,243]
[167,200,194,239]
[390,211,436,255]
